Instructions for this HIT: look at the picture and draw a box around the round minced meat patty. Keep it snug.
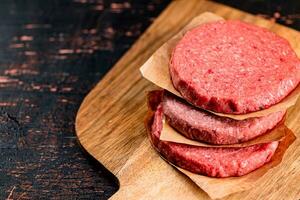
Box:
[170,20,300,114]
[162,91,285,145]
[147,93,278,177]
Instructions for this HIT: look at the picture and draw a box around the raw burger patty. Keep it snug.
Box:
[170,20,300,114]
[147,91,278,177]
[163,91,285,144]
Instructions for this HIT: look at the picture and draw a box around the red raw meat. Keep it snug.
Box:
[163,91,285,144]
[170,20,300,114]
[147,91,278,177]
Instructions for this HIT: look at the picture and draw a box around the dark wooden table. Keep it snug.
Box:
[0,0,299,199]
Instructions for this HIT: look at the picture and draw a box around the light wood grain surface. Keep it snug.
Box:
[75,0,300,199]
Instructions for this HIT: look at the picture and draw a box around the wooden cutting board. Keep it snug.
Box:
[75,0,300,199]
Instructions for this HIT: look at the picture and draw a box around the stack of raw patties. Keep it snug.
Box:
[144,20,300,178]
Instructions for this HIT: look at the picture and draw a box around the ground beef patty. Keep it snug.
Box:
[148,98,278,177]
[170,20,300,114]
[163,91,285,144]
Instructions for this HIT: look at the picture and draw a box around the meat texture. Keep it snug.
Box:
[147,91,278,177]
[170,20,300,114]
[163,92,285,144]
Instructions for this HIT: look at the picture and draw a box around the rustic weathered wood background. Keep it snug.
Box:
[0,1,170,199]
[0,0,299,199]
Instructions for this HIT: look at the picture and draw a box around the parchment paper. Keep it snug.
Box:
[145,90,296,199]
[140,12,300,120]
[160,119,287,147]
